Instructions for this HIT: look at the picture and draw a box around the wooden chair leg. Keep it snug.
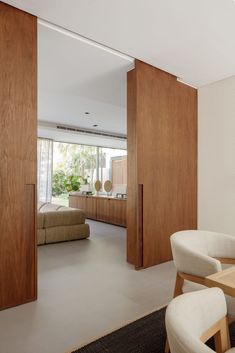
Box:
[200,316,230,353]
[164,337,170,353]
[173,272,184,297]
[214,328,229,353]
[225,316,231,351]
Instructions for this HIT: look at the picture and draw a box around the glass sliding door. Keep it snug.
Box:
[37,139,127,206]
[52,142,98,206]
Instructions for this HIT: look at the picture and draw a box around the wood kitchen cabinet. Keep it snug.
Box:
[96,197,126,226]
[69,195,126,227]
[70,195,96,219]
[85,197,97,219]
[96,197,110,223]
[69,195,86,209]
[108,199,126,226]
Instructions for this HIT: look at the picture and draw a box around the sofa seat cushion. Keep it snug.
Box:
[43,208,85,228]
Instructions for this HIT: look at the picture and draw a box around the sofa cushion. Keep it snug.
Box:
[38,201,47,211]
[57,206,75,212]
[37,212,44,229]
[37,229,46,245]
[45,224,90,243]
[44,208,85,228]
[39,203,63,213]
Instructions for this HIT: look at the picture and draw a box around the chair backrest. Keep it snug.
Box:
[171,230,235,277]
[165,288,228,353]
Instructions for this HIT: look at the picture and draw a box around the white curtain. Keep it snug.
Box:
[37,138,53,203]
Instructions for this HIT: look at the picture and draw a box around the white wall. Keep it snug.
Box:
[198,76,235,234]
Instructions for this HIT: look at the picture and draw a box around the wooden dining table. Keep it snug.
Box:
[205,266,235,297]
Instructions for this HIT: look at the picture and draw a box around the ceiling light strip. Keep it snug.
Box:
[177,78,198,89]
[38,18,134,63]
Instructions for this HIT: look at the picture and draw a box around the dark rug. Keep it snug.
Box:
[72,307,235,353]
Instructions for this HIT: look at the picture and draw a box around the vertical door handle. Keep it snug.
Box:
[136,183,143,269]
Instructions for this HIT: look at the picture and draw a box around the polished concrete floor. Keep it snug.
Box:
[0,220,176,353]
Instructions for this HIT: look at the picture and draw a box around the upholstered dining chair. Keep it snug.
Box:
[170,230,235,318]
[165,287,234,353]
[165,230,235,353]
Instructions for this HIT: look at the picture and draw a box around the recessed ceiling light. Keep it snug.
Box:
[93,124,98,127]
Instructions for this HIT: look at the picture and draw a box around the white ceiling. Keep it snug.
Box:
[38,123,127,149]
[38,22,133,136]
[4,0,235,87]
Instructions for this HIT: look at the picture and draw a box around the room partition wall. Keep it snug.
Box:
[127,60,197,269]
[0,3,37,309]
[0,2,197,310]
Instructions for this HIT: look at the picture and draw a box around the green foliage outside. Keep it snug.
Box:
[52,170,66,196]
[52,143,98,197]
[52,170,84,196]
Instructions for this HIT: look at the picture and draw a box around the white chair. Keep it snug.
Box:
[165,288,234,353]
[170,230,235,317]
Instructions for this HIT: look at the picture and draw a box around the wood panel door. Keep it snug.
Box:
[127,60,197,268]
[0,3,37,309]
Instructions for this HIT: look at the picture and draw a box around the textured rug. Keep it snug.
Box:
[72,307,235,353]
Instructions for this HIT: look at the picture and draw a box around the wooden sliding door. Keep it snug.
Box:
[0,3,37,309]
[127,60,197,268]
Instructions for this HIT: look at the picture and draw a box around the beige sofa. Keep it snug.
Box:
[37,202,90,245]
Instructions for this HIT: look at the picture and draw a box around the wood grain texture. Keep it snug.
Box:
[205,266,235,297]
[127,69,138,264]
[127,60,197,268]
[85,196,97,219]
[69,195,126,226]
[215,258,235,265]
[69,195,97,219]
[108,199,126,226]
[201,317,231,353]
[0,3,37,309]
[96,197,110,223]
[112,156,127,187]
[69,195,79,208]
[173,272,184,297]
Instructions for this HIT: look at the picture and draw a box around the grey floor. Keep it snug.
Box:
[0,220,176,353]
